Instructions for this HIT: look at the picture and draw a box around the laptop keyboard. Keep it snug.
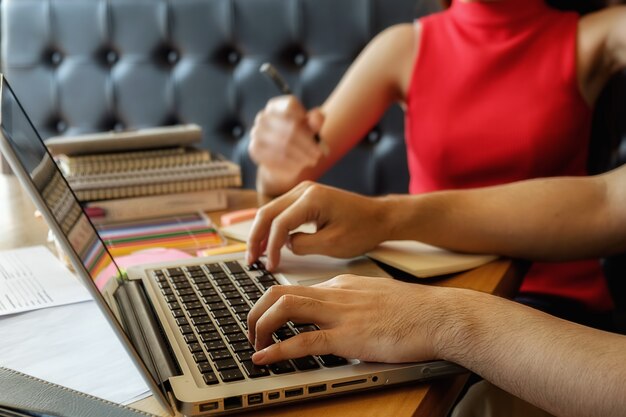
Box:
[152,260,348,385]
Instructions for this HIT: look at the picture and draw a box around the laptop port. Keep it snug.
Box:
[284,388,303,398]
[224,396,243,410]
[248,393,263,405]
[308,384,327,394]
[199,402,218,412]
[268,392,280,400]
[331,379,367,389]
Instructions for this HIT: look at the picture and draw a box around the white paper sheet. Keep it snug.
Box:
[0,301,150,405]
[0,246,90,315]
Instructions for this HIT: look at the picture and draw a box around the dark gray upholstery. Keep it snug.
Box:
[1,0,441,194]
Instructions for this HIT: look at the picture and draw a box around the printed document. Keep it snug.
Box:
[0,246,90,315]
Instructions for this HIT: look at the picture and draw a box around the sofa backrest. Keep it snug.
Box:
[1,0,441,194]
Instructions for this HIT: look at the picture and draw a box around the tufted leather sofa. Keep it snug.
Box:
[0,0,442,194]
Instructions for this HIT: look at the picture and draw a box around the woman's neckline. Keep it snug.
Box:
[449,0,551,26]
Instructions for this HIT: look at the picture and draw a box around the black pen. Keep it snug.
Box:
[259,63,328,154]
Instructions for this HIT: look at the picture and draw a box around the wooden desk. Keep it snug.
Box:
[0,174,525,417]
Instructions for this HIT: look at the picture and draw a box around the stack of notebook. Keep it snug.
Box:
[46,124,241,202]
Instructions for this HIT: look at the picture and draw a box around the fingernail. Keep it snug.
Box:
[252,349,266,364]
[245,251,252,265]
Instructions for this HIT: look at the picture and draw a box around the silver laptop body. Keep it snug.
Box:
[0,75,463,416]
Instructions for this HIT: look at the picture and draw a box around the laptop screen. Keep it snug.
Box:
[0,78,123,292]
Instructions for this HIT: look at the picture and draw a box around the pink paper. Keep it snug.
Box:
[95,248,193,289]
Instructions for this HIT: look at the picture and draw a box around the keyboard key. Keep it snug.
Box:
[227,298,248,307]
[197,362,213,374]
[187,308,207,318]
[204,340,227,351]
[167,268,184,275]
[318,355,349,367]
[176,288,196,296]
[211,272,228,280]
[225,261,244,274]
[231,341,254,352]
[207,302,227,311]
[179,324,193,334]
[191,276,210,284]
[191,316,212,326]
[219,368,245,382]
[245,292,263,302]
[216,316,237,327]
[199,332,221,343]
[162,288,174,296]
[209,349,233,361]
[171,309,185,318]
[236,350,254,362]
[269,361,295,374]
[241,285,260,294]
[203,295,222,304]
[225,333,249,344]
[192,352,207,363]
[197,286,217,294]
[274,327,295,341]
[164,294,177,303]
[183,334,198,344]
[180,294,199,303]
[214,358,238,371]
[175,317,189,326]
[292,356,320,371]
[236,312,248,322]
[242,360,270,378]
[203,372,219,385]
[205,264,224,274]
[221,324,242,334]
[219,286,237,294]
[188,342,203,353]
[182,300,203,310]
[195,323,216,333]
[171,280,191,290]
[211,309,232,319]
[232,305,251,314]
[257,275,276,284]
[214,277,231,286]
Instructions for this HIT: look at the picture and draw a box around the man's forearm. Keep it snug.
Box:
[435,290,626,417]
[381,171,626,261]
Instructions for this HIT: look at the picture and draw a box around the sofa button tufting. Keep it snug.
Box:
[55,119,67,133]
[106,50,118,66]
[293,52,307,67]
[367,128,381,144]
[231,123,244,139]
[48,50,63,67]
[167,50,179,65]
[227,50,240,66]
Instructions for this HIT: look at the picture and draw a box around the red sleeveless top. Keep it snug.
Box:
[405,0,612,311]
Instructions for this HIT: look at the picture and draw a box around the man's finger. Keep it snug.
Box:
[252,330,336,365]
[247,285,334,343]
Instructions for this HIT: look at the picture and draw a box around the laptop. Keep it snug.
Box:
[0,75,464,415]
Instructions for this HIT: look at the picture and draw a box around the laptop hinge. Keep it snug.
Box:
[114,280,181,384]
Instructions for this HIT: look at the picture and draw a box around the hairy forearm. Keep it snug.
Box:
[435,289,626,417]
[380,172,626,261]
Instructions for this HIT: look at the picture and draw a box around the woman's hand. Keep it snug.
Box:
[246,182,392,270]
[249,96,325,190]
[247,275,451,365]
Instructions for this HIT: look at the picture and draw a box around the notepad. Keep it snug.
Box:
[367,240,498,278]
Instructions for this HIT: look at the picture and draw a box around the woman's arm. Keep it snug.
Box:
[251,23,418,196]
[248,165,626,269]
